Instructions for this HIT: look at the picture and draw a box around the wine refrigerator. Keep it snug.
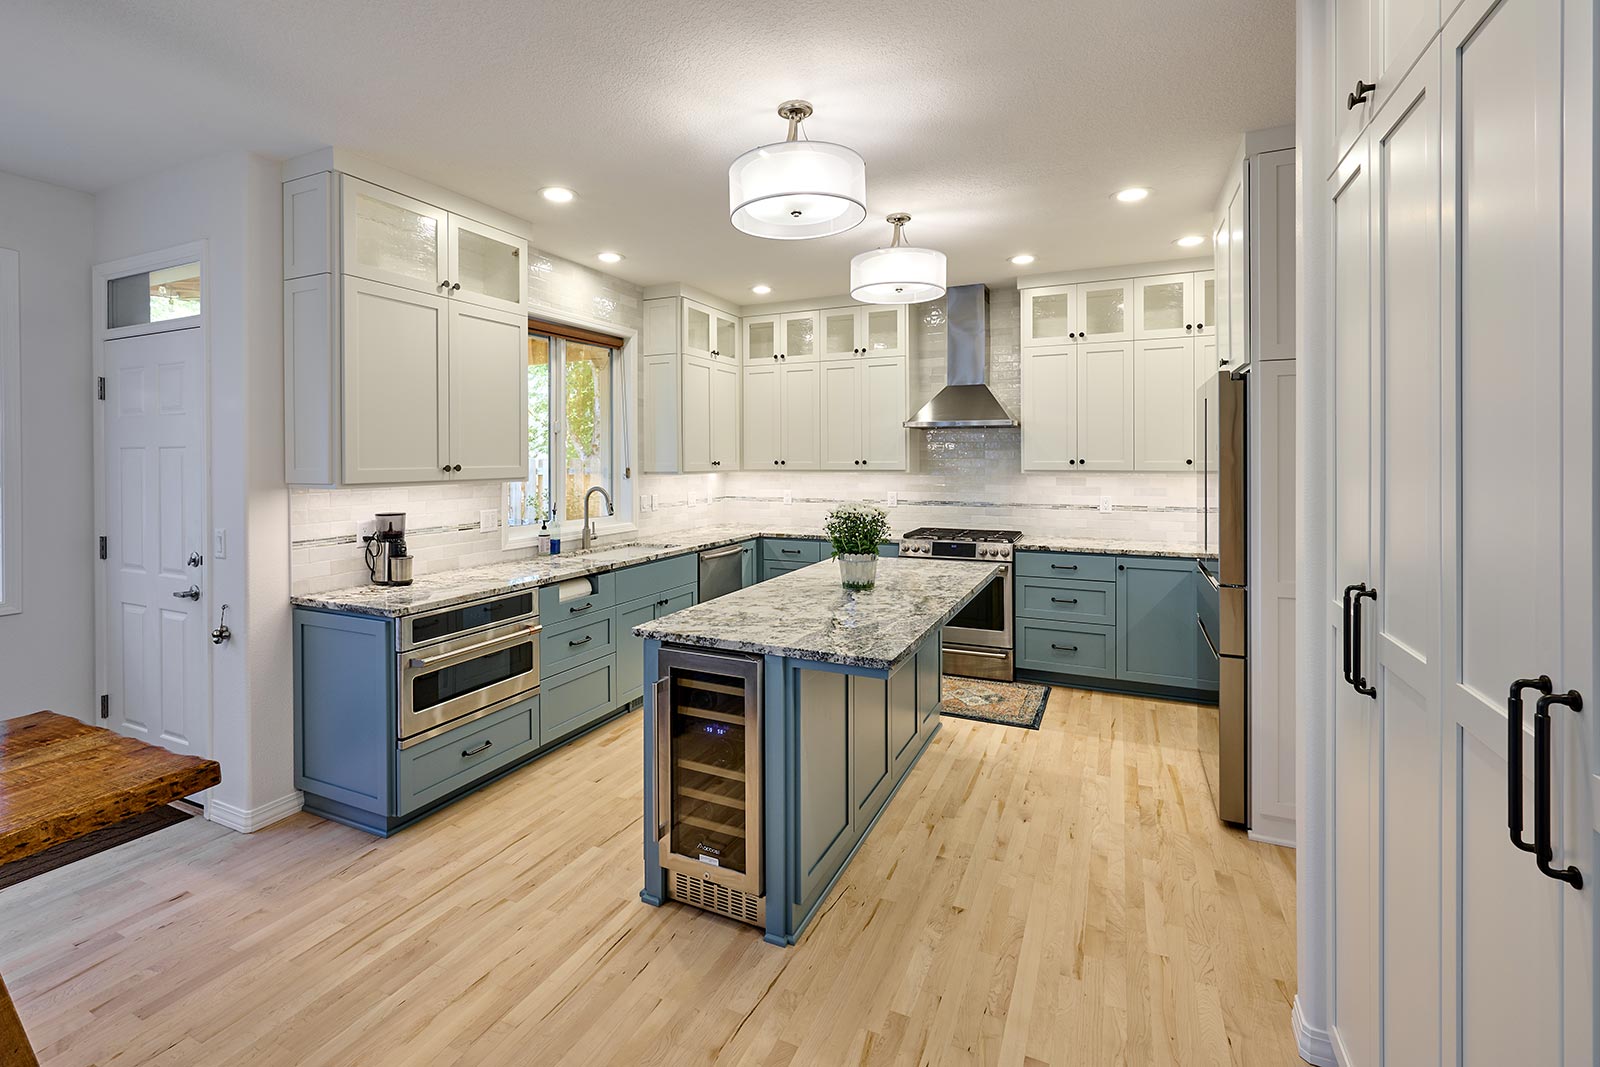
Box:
[652,647,764,926]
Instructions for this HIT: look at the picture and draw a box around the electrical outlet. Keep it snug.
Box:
[887,490,899,507]
[479,509,498,532]
[783,490,793,506]
[1098,498,1113,513]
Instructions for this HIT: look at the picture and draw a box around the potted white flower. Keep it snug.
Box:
[823,502,891,590]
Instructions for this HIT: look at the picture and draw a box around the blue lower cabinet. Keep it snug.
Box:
[877,542,899,558]
[740,541,759,587]
[916,636,942,726]
[1017,619,1117,679]
[395,696,540,816]
[1015,575,1116,625]
[615,554,697,604]
[1116,557,1203,688]
[615,597,657,704]
[294,609,394,816]
[762,559,811,581]
[540,613,615,676]
[540,656,618,746]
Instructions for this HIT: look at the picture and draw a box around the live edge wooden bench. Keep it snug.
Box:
[0,711,221,1067]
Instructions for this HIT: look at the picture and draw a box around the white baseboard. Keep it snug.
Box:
[1249,814,1297,848]
[206,791,304,833]
[1292,996,1337,1066]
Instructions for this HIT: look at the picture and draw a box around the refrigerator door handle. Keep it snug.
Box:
[1196,613,1222,661]
[1197,558,1222,593]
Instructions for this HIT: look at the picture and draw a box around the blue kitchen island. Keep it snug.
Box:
[635,556,998,946]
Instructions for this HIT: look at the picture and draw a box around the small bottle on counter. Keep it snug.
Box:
[537,519,551,555]
[550,535,561,555]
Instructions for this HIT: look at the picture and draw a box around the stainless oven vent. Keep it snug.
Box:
[670,870,765,927]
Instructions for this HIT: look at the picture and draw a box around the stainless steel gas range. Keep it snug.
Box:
[899,527,1022,681]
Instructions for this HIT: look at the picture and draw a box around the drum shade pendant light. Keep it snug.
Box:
[850,213,948,303]
[728,100,867,240]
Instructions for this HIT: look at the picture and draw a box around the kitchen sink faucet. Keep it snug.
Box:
[581,486,615,551]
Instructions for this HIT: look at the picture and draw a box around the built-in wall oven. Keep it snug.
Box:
[899,527,1022,681]
[397,592,542,748]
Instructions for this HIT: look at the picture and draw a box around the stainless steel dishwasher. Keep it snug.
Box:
[698,544,745,602]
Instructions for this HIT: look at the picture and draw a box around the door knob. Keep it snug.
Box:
[173,585,202,601]
[187,551,204,568]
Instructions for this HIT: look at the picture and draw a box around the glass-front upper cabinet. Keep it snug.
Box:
[1022,284,1076,346]
[862,306,906,356]
[683,302,713,360]
[341,177,447,294]
[821,307,860,360]
[780,311,819,363]
[1193,271,1216,336]
[713,310,738,361]
[1075,279,1133,342]
[1133,273,1197,339]
[447,215,526,315]
[745,316,778,362]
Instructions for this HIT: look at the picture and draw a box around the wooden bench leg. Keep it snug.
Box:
[0,972,38,1067]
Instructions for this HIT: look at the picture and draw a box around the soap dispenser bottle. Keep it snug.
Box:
[537,518,551,556]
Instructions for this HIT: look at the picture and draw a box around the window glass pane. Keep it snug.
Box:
[508,335,552,527]
[107,261,201,329]
[563,342,613,521]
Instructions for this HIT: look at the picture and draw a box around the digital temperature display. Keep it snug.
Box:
[933,541,978,559]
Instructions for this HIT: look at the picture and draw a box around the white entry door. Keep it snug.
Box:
[103,326,210,760]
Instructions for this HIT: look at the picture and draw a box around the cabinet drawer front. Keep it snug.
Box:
[396,696,538,814]
[762,538,824,563]
[540,614,615,675]
[1015,575,1116,624]
[1016,620,1117,679]
[540,658,618,746]
[762,560,812,581]
[614,554,697,605]
[538,570,616,624]
[1015,551,1118,582]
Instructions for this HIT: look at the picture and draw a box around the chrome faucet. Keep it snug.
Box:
[581,485,614,551]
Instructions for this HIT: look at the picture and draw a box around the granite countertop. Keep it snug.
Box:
[633,557,1001,671]
[291,525,1207,619]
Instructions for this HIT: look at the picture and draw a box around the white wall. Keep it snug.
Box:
[0,170,95,721]
[94,152,292,828]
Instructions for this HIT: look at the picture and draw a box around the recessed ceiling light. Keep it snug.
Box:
[1114,187,1151,203]
[596,251,624,264]
[751,284,772,295]
[1009,254,1036,266]
[540,186,576,203]
[1174,234,1206,248]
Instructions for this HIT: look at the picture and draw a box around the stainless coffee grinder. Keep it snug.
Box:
[362,511,414,586]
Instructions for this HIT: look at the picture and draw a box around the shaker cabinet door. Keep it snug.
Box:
[341,276,447,484]
[1133,338,1197,471]
[1020,346,1076,471]
[447,302,529,480]
[1075,341,1135,471]
[742,364,782,469]
[340,177,448,295]
[820,361,863,470]
[446,215,527,315]
[862,356,908,470]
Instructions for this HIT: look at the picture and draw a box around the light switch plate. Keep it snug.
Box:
[783,490,793,505]
[213,528,227,560]
[887,490,899,506]
[641,494,652,512]
[1098,498,1113,513]
[479,509,498,532]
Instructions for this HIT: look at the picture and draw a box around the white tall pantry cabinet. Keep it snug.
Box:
[1314,0,1596,1063]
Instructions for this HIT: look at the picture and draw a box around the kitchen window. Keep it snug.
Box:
[507,318,630,539]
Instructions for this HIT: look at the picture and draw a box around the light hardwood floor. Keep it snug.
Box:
[0,687,1297,1066]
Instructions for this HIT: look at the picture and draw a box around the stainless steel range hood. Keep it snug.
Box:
[904,284,1018,428]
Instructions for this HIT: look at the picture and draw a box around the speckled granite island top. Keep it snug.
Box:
[632,557,1001,672]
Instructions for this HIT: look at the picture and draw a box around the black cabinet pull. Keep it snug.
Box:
[781,548,801,555]
[1507,675,1553,856]
[1050,597,1079,605]
[1051,644,1079,652]
[1347,79,1376,109]
[461,739,493,757]
[657,598,669,607]
[569,601,592,613]
[1533,690,1584,887]
[568,635,593,647]
[1051,564,1078,571]
[1351,585,1377,697]
[1341,584,1362,686]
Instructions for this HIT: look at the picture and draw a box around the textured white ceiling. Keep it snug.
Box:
[0,0,1294,304]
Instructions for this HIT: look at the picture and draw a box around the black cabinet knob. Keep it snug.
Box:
[780,460,786,465]
[1069,459,1076,465]
[450,282,461,292]
[1347,79,1376,109]
[1197,323,1204,330]
[1186,324,1193,331]
[1186,459,1193,465]
[441,465,451,472]
[453,464,462,472]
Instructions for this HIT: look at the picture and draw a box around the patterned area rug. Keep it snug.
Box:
[937,675,1051,730]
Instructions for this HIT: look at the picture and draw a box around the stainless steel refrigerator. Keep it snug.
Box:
[1197,367,1248,827]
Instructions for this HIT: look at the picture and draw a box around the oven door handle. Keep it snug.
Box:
[406,624,542,670]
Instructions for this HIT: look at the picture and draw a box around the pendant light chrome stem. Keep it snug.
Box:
[777,100,813,142]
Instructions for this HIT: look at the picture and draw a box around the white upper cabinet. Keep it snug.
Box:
[742,363,781,469]
[341,178,448,295]
[1193,271,1216,336]
[861,356,908,469]
[712,309,739,362]
[447,215,527,315]
[780,311,820,363]
[1133,273,1197,339]
[676,356,739,473]
[1075,341,1135,470]
[341,276,448,484]
[708,361,738,465]
[821,306,860,360]
[1133,338,1196,471]
[778,362,821,468]
[446,302,529,479]
[1075,279,1133,342]
[820,360,864,468]
[1020,346,1077,470]
[745,315,778,363]
[1333,0,1440,161]
[822,305,909,360]
[683,302,713,360]
[1022,284,1076,347]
